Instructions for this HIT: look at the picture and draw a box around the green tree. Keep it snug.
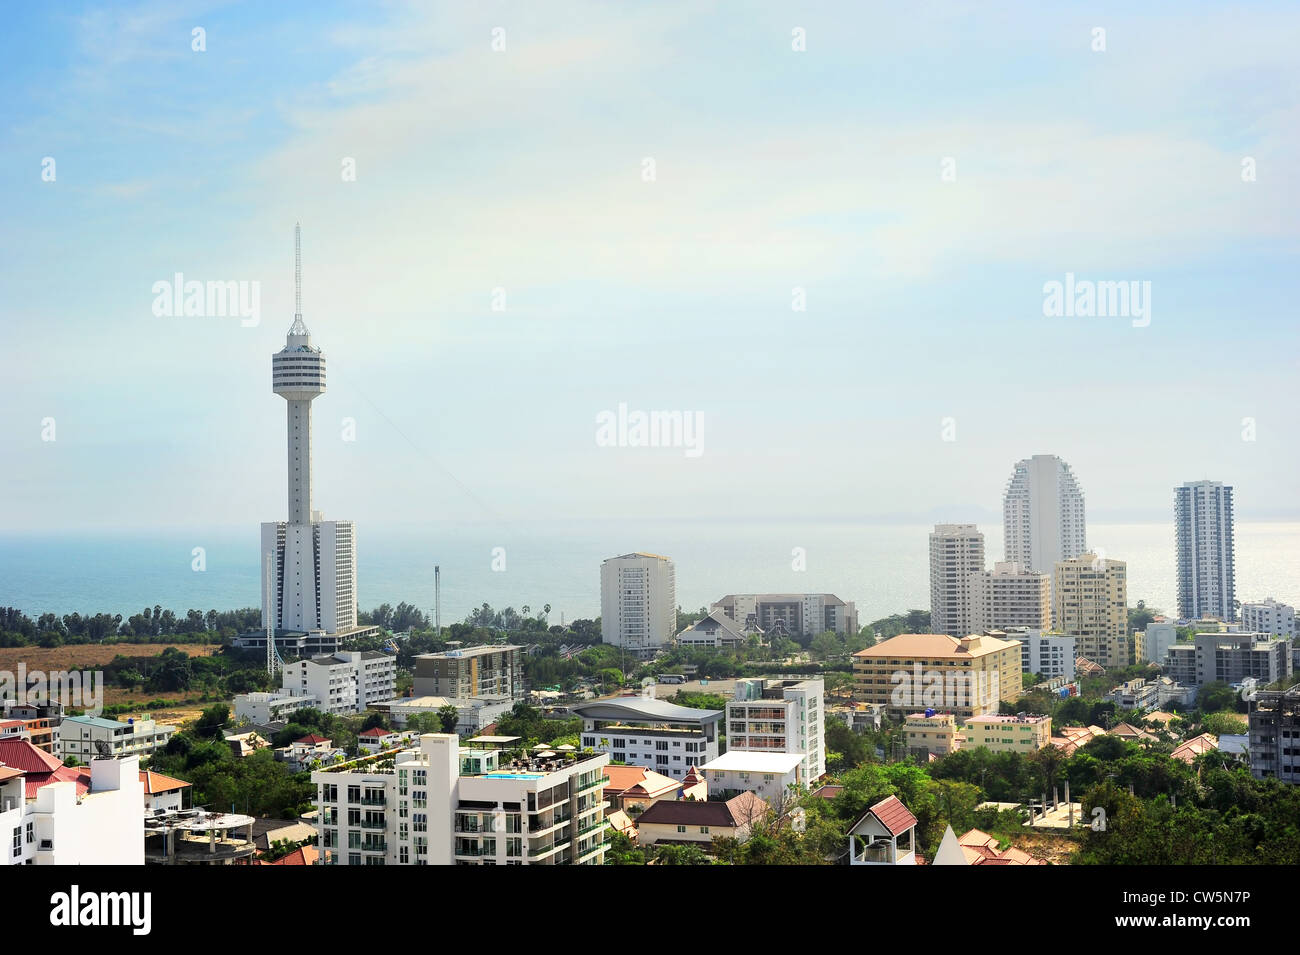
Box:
[438,704,461,735]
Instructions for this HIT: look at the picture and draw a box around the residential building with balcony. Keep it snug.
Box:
[698,751,804,803]
[1165,632,1292,688]
[998,628,1076,680]
[710,593,857,639]
[313,735,608,865]
[727,678,824,782]
[852,632,1023,720]
[57,716,174,762]
[1241,599,1296,639]
[1108,679,1159,710]
[1053,554,1131,667]
[570,697,723,780]
[970,562,1052,633]
[1175,480,1236,622]
[279,650,396,716]
[1138,621,1178,665]
[929,524,985,639]
[412,645,523,700]
[904,711,960,759]
[602,553,677,655]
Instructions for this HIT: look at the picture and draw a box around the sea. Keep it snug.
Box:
[1,521,1297,628]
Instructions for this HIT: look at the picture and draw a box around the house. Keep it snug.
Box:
[847,795,917,865]
[698,751,804,804]
[634,791,767,849]
[607,809,637,841]
[1170,733,1219,764]
[276,734,345,772]
[254,820,318,853]
[0,720,30,742]
[680,765,708,800]
[357,727,410,753]
[225,730,273,758]
[1075,657,1105,677]
[1049,725,1106,756]
[141,770,191,813]
[602,765,682,814]
[676,610,749,650]
[256,844,320,865]
[940,827,1048,865]
[1109,722,1158,744]
[57,715,175,761]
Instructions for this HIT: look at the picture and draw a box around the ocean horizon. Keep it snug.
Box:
[2,520,1296,630]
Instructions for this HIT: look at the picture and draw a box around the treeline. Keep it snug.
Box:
[0,606,261,647]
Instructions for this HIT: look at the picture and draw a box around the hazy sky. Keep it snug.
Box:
[3,1,1298,534]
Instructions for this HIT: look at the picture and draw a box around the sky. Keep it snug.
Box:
[2,1,1298,535]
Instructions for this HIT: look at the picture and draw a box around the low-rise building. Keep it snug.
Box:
[371,695,514,735]
[711,593,857,638]
[57,715,174,761]
[571,697,723,780]
[904,711,960,759]
[602,765,682,814]
[698,751,804,804]
[1241,599,1296,640]
[233,691,319,725]
[634,791,767,849]
[1138,622,1178,665]
[281,651,398,716]
[963,714,1051,753]
[1109,679,1160,710]
[413,645,523,700]
[1248,687,1300,783]
[1170,733,1219,764]
[676,610,748,650]
[1166,632,1292,688]
[357,727,412,753]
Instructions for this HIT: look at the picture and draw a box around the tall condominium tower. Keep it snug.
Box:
[261,226,358,636]
[928,524,985,638]
[1175,480,1236,621]
[970,561,1052,633]
[600,553,676,656]
[1003,454,1087,575]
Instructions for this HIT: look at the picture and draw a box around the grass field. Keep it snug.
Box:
[0,642,224,728]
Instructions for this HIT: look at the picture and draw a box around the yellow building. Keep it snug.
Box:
[962,714,1051,753]
[1053,554,1131,668]
[852,633,1023,720]
[903,712,960,759]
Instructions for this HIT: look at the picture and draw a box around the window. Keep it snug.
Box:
[700,826,710,834]
[677,825,687,833]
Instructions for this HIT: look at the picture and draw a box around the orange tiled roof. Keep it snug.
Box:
[1171,733,1218,764]
[141,770,191,794]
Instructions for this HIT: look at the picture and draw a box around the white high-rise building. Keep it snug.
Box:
[261,226,358,637]
[600,553,676,654]
[929,524,984,638]
[1241,599,1296,639]
[1175,481,1236,622]
[727,678,825,783]
[1003,454,1087,575]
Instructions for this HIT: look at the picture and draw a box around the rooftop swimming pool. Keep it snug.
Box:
[485,772,545,780]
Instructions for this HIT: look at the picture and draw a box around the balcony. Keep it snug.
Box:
[360,818,386,830]
[359,795,387,806]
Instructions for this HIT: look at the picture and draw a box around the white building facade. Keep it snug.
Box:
[1003,454,1087,575]
[261,227,359,638]
[313,736,608,865]
[1175,480,1236,622]
[1241,599,1295,639]
[727,678,825,782]
[600,553,677,654]
[929,524,984,639]
[57,717,174,761]
[280,650,396,716]
[971,561,1052,633]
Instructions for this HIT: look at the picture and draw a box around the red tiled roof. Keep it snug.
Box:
[295,734,330,745]
[1171,733,1218,764]
[0,739,62,773]
[0,766,24,783]
[358,727,394,738]
[865,795,918,837]
[141,770,191,794]
[258,845,320,866]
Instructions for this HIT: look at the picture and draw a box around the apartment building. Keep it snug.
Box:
[852,632,1022,720]
[999,628,1076,680]
[412,645,523,700]
[601,553,677,654]
[710,593,858,638]
[233,691,320,725]
[313,735,608,865]
[929,524,985,639]
[1053,554,1131,668]
[904,711,959,759]
[1002,454,1087,575]
[676,610,748,649]
[279,650,397,716]
[570,697,722,780]
[963,714,1051,754]
[57,716,174,762]
[727,678,825,782]
[1138,622,1178,665]
[1175,480,1236,622]
[1108,679,1159,710]
[971,562,1052,632]
[1249,688,1300,783]
[698,751,804,803]
[1241,599,1296,640]
[1166,632,1292,688]
[0,743,144,865]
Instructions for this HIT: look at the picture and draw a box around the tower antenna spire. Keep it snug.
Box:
[294,221,302,319]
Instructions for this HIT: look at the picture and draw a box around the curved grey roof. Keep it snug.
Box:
[568,697,723,724]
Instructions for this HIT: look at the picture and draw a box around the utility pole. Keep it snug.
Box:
[434,565,441,638]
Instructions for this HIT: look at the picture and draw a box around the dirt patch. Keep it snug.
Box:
[0,642,220,672]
